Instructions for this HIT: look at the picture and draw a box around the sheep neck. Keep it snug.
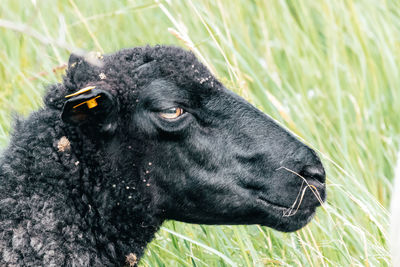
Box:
[63,128,164,262]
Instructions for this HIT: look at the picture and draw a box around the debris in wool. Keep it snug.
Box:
[57,136,71,152]
[125,253,137,266]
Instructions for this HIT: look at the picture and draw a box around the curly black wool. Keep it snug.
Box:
[0,46,212,266]
[0,45,326,266]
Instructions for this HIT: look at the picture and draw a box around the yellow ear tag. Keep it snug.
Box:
[72,96,101,109]
[86,98,98,109]
[65,86,100,109]
[65,86,96,98]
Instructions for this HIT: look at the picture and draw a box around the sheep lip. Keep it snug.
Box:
[256,196,315,212]
[257,196,292,210]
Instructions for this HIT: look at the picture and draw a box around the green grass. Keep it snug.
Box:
[1,0,399,266]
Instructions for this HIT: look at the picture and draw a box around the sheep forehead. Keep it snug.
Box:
[104,46,217,86]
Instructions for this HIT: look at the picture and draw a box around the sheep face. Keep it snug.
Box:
[60,46,326,232]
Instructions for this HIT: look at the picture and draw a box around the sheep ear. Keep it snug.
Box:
[61,87,118,135]
[67,53,85,72]
[68,53,82,67]
[68,51,104,68]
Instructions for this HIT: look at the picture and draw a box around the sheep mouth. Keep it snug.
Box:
[255,196,317,231]
[257,196,292,210]
[256,196,317,216]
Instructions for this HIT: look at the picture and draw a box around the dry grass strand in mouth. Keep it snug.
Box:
[283,180,306,217]
[277,166,325,217]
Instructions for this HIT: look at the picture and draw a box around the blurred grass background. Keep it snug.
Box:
[1,0,399,266]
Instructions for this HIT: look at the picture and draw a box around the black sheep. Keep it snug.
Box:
[0,46,326,266]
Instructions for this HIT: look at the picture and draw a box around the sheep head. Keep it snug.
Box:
[58,46,326,232]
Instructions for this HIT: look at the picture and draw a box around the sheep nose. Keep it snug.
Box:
[300,165,325,184]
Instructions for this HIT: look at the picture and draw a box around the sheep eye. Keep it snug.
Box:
[159,107,184,119]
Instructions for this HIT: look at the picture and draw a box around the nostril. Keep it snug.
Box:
[300,165,326,183]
